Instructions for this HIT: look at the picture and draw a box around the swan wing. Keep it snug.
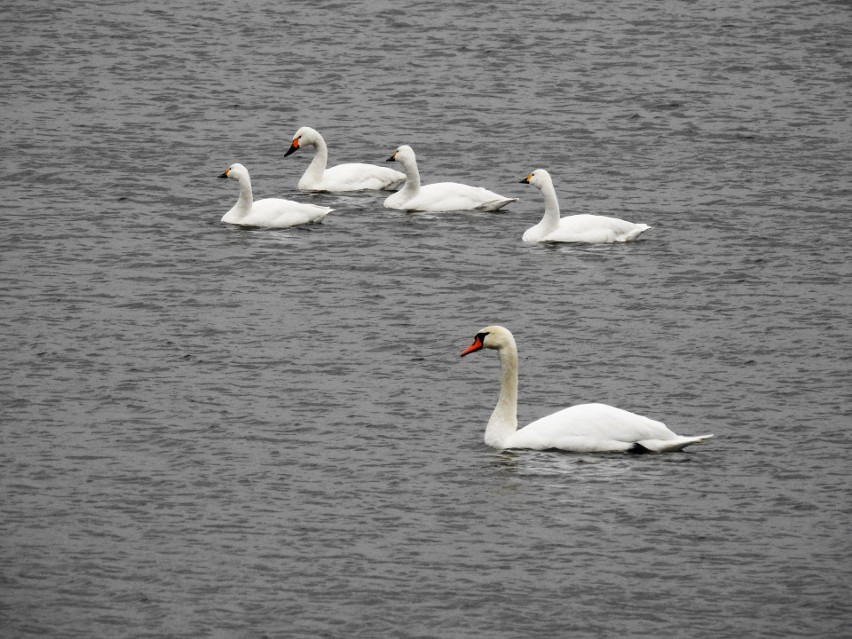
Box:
[509,403,683,452]
[233,198,331,228]
[544,214,651,243]
[402,182,516,212]
[316,163,405,191]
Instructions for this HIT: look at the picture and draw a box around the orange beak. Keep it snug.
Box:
[219,167,230,178]
[460,334,484,357]
[284,137,300,157]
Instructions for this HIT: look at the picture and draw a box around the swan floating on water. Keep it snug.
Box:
[384,145,517,212]
[460,325,713,453]
[219,163,332,228]
[520,169,650,243]
[284,126,405,192]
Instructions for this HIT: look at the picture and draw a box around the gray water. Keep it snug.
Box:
[2,0,851,637]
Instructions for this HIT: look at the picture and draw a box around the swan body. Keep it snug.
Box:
[284,126,405,192]
[460,325,713,453]
[520,169,650,243]
[384,145,517,212]
[219,163,332,228]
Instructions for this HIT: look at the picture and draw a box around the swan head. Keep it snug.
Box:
[219,163,249,181]
[284,126,321,157]
[519,169,553,190]
[386,144,415,165]
[460,325,515,357]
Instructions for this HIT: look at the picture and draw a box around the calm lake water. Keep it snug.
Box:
[1,1,851,637]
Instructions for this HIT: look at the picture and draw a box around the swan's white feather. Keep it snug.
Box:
[286,126,404,192]
[385,145,517,212]
[461,325,713,453]
[220,163,331,228]
[521,169,650,243]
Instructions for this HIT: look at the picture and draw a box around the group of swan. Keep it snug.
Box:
[461,326,714,453]
[218,129,709,455]
[218,126,650,241]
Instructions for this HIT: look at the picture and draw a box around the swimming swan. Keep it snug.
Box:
[460,325,713,453]
[219,163,332,228]
[384,145,517,212]
[520,169,650,243]
[284,126,405,192]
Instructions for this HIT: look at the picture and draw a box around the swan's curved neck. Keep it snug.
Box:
[399,157,421,195]
[232,174,254,218]
[486,344,519,448]
[304,137,329,183]
[537,180,561,231]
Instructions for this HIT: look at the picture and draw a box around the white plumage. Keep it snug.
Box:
[384,145,517,212]
[219,163,332,228]
[284,126,405,192]
[460,325,713,453]
[520,169,650,243]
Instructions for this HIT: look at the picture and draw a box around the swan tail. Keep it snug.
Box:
[619,225,652,242]
[635,434,714,453]
[476,197,518,211]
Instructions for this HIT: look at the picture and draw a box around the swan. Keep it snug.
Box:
[520,169,650,243]
[284,126,405,192]
[460,325,713,453]
[219,163,332,228]
[384,145,517,212]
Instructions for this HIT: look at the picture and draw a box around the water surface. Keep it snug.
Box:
[1,1,850,637]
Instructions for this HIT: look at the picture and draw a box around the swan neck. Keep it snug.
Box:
[540,180,561,228]
[305,136,328,182]
[400,157,421,194]
[233,174,253,217]
[486,343,519,448]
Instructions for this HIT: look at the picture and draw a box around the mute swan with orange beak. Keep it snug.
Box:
[460,325,713,453]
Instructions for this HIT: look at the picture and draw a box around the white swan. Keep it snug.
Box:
[520,169,650,243]
[219,163,332,228]
[284,126,405,192]
[384,145,517,212]
[460,325,713,453]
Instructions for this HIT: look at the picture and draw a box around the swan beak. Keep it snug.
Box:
[386,152,397,163]
[284,138,300,157]
[219,168,230,178]
[460,334,484,357]
[519,174,532,184]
